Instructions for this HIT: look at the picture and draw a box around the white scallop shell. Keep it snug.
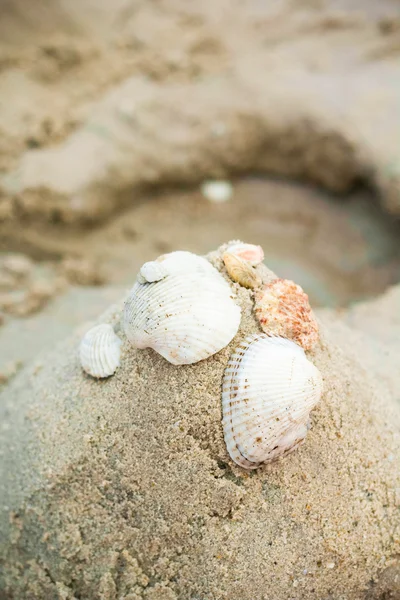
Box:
[80,324,122,378]
[225,242,264,266]
[222,334,323,469]
[123,259,241,365]
[137,251,218,284]
[157,251,220,278]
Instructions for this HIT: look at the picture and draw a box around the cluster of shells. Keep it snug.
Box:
[79,242,322,470]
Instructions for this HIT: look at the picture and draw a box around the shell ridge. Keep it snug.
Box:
[79,324,121,378]
[222,333,322,469]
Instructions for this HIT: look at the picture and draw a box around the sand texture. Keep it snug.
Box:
[0,244,399,599]
[1,0,400,227]
[321,284,400,402]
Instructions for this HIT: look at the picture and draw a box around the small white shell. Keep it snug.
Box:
[201,180,233,203]
[80,324,122,378]
[222,334,323,469]
[225,242,264,266]
[123,254,241,365]
[137,261,168,284]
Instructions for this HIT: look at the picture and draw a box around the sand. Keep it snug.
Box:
[1,0,400,228]
[0,243,399,599]
[321,284,400,401]
[0,1,399,597]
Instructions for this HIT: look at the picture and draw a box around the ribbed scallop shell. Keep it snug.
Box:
[137,251,219,284]
[123,259,241,365]
[254,278,319,351]
[225,242,264,266]
[222,334,323,469]
[80,324,121,378]
[222,252,262,289]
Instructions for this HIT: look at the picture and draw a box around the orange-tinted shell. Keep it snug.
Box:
[222,252,262,289]
[254,278,319,351]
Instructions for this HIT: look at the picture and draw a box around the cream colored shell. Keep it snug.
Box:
[80,324,122,378]
[222,334,323,469]
[222,252,262,289]
[123,254,241,365]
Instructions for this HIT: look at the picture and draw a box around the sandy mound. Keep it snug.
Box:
[1,245,399,599]
[321,284,400,400]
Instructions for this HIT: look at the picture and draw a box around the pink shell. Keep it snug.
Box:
[254,278,319,351]
[225,242,264,266]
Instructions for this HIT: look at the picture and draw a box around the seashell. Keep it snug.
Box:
[156,251,220,278]
[225,242,264,266]
[222,252,262,289]
[123,256,241,365]
[137,251,219,284]
[137,261,168,284]
[80,324,122,378]
[201,180,233,203]
[254,278,319,351]
[222,334,323,469]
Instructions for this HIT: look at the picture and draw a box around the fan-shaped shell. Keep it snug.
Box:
[123,258,241,365]
[222,334,323,469]
[225,242,264,266]
[222,252,262,289]
[137,251,219,284]
[254,278,319,351]
[157,251,220,278]
[80,324,122,378]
